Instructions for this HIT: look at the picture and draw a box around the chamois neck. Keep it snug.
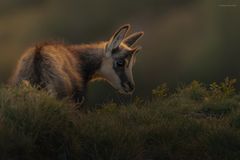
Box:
[68,42,106,83]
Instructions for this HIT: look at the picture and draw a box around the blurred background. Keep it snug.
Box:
[0,0,239,105]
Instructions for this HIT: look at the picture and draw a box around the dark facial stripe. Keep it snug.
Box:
[113,60,129,88]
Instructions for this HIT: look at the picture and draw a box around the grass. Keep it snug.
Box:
[0,78,240,160]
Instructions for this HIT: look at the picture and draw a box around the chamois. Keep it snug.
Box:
[10,24,144,105]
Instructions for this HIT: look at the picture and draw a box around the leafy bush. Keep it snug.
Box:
[209,77,237,99]
[152,83,169,98]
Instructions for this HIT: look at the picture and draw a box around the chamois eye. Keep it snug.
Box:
[116,59,125,67]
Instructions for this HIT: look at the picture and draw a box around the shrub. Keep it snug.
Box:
[152,83,169,98]
[177,80,208,101]
[209,77,237,99]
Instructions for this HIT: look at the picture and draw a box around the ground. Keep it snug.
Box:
[0,78,240,160]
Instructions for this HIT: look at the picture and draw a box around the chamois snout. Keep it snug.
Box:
[122,81,135,94]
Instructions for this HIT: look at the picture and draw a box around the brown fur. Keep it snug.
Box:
[10,24,144,105]
[10,42,104,103]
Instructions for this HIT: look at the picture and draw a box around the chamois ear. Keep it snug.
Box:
[132,46,142,55]
[123,32,144,47]
[106,24,130,57]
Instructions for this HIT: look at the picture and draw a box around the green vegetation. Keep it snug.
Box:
[1,78,240,160]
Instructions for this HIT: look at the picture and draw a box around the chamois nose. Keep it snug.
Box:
[128,82,135,91]
[123,81,135,93]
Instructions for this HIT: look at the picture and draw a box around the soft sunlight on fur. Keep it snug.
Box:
[10,24,144,106]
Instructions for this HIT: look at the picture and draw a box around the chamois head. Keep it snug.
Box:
[99,24,144,94]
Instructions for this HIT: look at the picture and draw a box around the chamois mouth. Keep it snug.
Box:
[118,87,135,95]
[120,82,135,95]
